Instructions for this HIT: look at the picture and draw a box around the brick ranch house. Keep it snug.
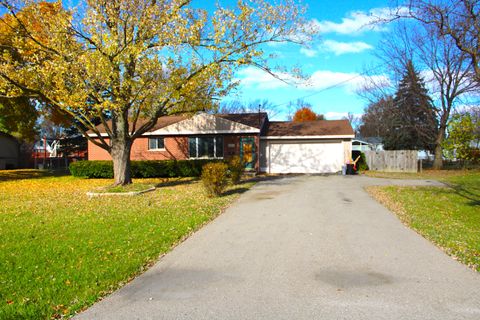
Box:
[88,112,354,174]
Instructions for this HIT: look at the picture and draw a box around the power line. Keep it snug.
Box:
[272,62,387,108]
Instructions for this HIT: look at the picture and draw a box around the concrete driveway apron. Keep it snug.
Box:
[76,175,480,320]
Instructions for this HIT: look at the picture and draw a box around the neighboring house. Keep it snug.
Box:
[33,138,56,159]
[352,139,372,152]
[32,137,88,169]
[88,112,354,174]
[417,150,434,161]
[360,137,384,151]
[33,137,87,159]
[0,132,19,170]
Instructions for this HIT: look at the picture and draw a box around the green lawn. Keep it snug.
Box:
[364,169,480,180]
[368,171,480,271]
[0,172,253,319]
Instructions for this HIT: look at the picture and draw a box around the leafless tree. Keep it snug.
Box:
[356,67,394,104]
[343,112,361,135]
[391,0,480,84]
[358,96,395,138]
[217,99,281,118]
[362,17,478,168]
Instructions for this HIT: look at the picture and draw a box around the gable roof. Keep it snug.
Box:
[147,112,265,135]
[88,112,268,136]
[217,113,267,129]
[89,115,187,135]
[265,120,354,138]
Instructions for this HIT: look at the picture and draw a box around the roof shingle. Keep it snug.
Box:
[89,112,268,134]
[266,120,354,137]
[217,112,267,129]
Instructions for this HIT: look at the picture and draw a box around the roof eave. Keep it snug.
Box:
[87,128,261,138]
[261,134,355,140]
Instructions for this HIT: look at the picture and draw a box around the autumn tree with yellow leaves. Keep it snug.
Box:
[0,2,65,140]
[0,0,313,185]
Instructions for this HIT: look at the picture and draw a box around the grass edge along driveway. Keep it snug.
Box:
[0,173,254,319]
[367,170,480,272]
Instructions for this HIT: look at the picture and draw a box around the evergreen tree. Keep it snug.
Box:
[383,61,438,151]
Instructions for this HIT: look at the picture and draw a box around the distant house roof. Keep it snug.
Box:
[358,136,383,145]
[89,112,268,135]
[352,139,371,145]
[265,120,354,138]
[0,132,19,142]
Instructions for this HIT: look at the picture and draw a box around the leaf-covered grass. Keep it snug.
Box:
[0,173,254,319]
[364,168,480,180]
[0,169,67,182]
[92,183,156,193]
[367,171,480,271]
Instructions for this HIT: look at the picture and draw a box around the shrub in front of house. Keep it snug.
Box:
[352,151,369,172]
[228,156,244,184]
[131,161,176,178]
[176,159,219,177]
[69,160,223,178]
[357,152,369,172]
[201,162,229,197]
[69,160,114,178]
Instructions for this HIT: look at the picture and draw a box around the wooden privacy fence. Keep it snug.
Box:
[364,150,419,173]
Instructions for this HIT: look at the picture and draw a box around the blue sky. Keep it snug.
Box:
[221,0,395,120]
[1,0,396,121]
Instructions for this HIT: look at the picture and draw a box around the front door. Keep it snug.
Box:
[240,137,256,170]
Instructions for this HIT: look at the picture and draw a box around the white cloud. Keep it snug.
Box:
[236,67,390,95]
[304,71,392,96]
[299,40,373,58]
[301,70,359,90]
[236,68,360,92]
[301,71,387,92]
[235,67,290,90]
[321,40,372,55]
[310,7,407,35]
[356,73,393,96]
[300,47,318,57]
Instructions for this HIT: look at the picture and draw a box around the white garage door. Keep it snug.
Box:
[268,141,344,173]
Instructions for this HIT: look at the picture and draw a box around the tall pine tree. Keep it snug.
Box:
[383,61,438,151]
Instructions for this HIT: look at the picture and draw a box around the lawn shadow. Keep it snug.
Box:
[448,183,480,207]
[154,178,198,188]
[0,169,70,182]
[221,187,251,197]
[238,174,302,185]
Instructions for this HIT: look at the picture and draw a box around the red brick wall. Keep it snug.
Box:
[88,137,188,161]
[88,139,111,160]
[131,137,189,160]
[88,134,260,170]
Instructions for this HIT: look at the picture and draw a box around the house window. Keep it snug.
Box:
[189,136,223,159]
[148,137,165,150]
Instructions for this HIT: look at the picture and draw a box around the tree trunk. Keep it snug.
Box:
[432,125,446,169]
[111,139,132,186]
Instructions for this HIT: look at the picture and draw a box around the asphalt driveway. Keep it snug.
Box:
[76,175,480,320]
